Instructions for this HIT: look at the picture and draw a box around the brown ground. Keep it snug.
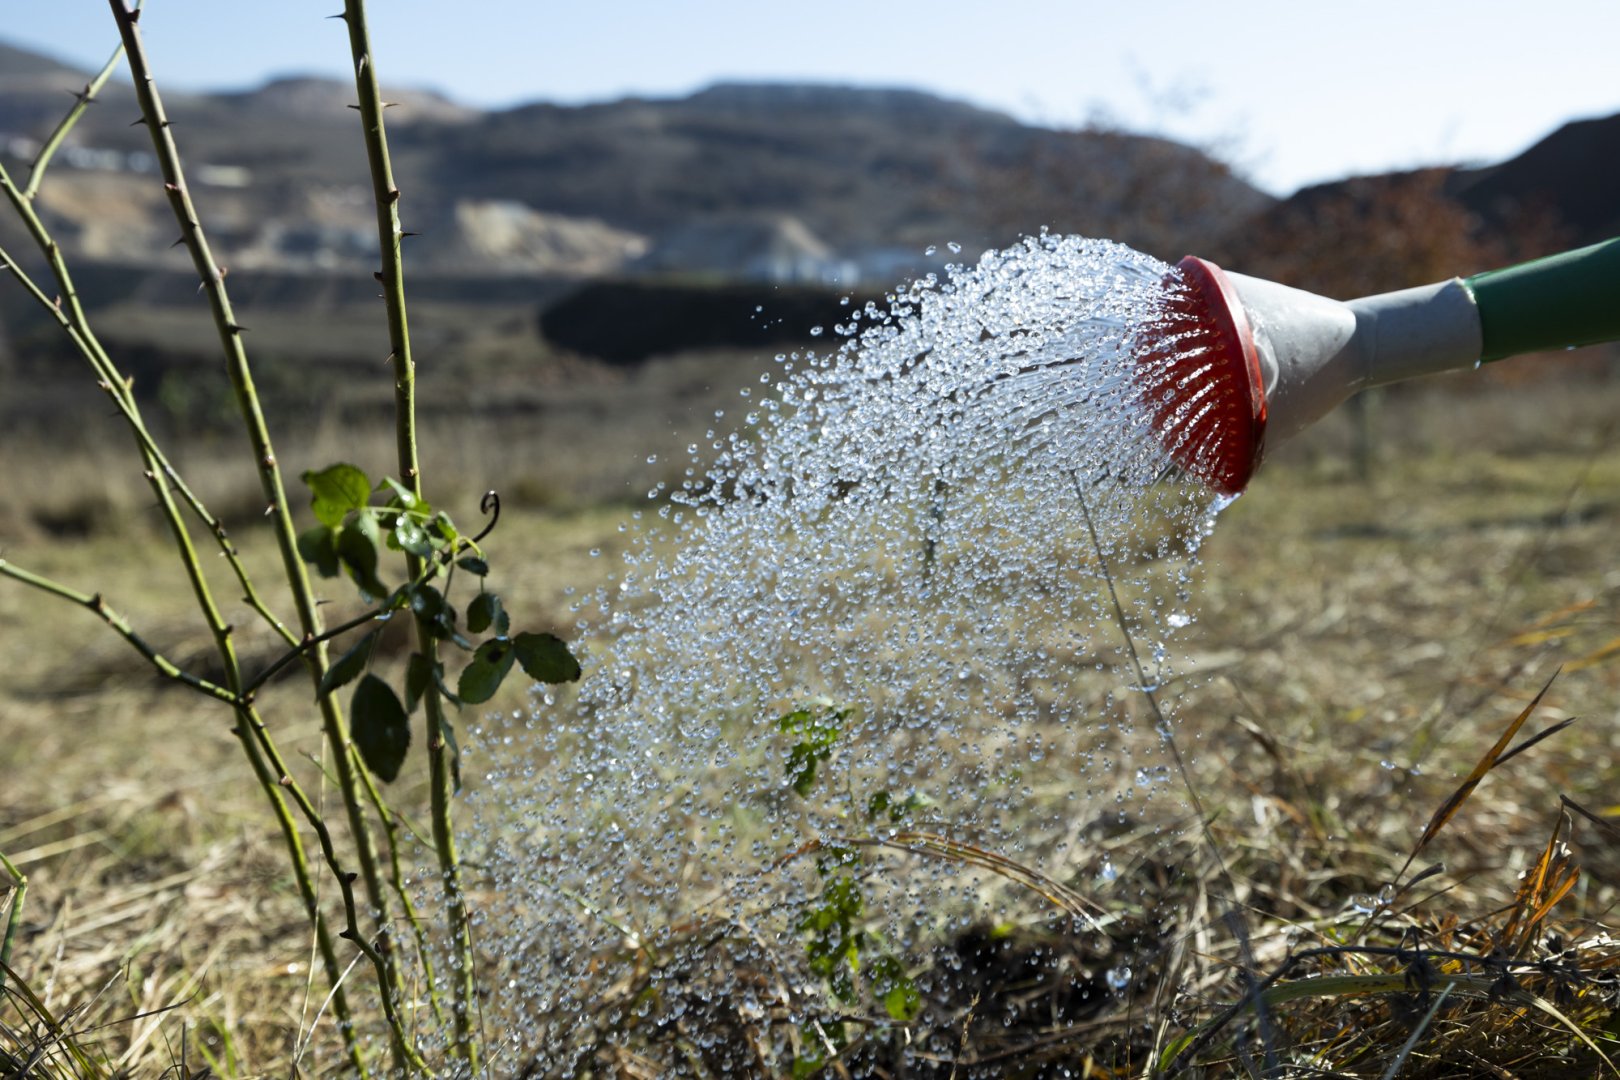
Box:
[4,355,1620,1075]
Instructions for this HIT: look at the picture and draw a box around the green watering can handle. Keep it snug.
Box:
[1465,237,1620,362]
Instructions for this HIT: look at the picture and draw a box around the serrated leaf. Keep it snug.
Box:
[467,592,507,635]
[303,463,371,528]
[297,524,341,578]
[319,628,381,698]
[350,674,409,783]
[456,555,490,577]
[513,632,581,684]
[338,515,389,602]
[405,652,435,715]
[458,638,516,704]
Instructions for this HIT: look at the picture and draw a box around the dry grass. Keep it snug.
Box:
[3,363,1620,1075]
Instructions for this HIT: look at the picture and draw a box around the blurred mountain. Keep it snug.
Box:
[1221,110,1620,298]
[1452,113,1620,246]
[0,41,1266,286]
[1,38,1616,372]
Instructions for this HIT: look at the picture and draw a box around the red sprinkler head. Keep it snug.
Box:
[1137,256,1268,495]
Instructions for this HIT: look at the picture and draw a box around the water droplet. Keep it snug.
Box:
[469,233,1217,1051]
[947,241,961,254]
[923,244,937,256]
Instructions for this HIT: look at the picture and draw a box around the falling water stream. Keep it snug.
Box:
[463,234,1227,1068]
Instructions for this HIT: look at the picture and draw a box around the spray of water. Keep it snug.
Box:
[464,233,1224,1066]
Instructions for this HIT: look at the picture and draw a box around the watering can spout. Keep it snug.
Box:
[1227,271,1482,444]
[1141,237,1620,494]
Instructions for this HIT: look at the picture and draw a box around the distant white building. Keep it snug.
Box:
[633,214,858,284]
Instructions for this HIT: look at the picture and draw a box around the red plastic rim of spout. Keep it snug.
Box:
[1136,255,1268,495]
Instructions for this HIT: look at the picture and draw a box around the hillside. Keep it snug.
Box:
[0,42,1266,286]
[0,38,1615,382]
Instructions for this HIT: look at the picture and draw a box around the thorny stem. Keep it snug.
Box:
[226,709,368,1077]
[242,518,490,697]
[339,0,479,1065]
[22,19,132,202]
[235,698,434,1074]
[244,609,397,698]
[3,70,370,1066]
[0,261,367,1080]
[0,560,240,705]
[108,1,409,1069]
[0,210,295,649]
[355,759,452,1035]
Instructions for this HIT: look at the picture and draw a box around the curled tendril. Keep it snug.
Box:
[471,490,501,545]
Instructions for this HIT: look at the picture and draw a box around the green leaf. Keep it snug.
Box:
[779,705,845,797]
[467,592,508,636]
[350,674,410,783]
[430,511,460,545]
[871,955,921,1021]
[392,514,434,558]
[297,524,341,578]
[410,584,446,621]
[513,632,581,684]
[456,554,490,577]
[377,476,419,511]
[337,514,389,602]
[303,463,371,528]
[458,638,516,704]
[410,585,465,643]
[319,627,380,698]
[405,652,435,715]
[866,790,925,823]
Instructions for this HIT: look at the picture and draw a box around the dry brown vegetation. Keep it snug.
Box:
[5,353,1620,1076]
[4,11,1618,1072]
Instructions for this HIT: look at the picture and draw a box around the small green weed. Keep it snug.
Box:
[777,704,923,1075]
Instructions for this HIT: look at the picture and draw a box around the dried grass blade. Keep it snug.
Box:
[1499,811,1567,953]
[1414,671,1558,852]
[1510,598,1597,640]
[0,960,104,1078]
[1526,865,1580,929]
[1523,991,1620,1076]
[1569,634,1620,672]
[855,831,1104,927]
[1378,981,1455,1080]
[1495,717,1578,768]
[1561,796,1620,843]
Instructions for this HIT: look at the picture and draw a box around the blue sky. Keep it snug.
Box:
[8,1,1619,196]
